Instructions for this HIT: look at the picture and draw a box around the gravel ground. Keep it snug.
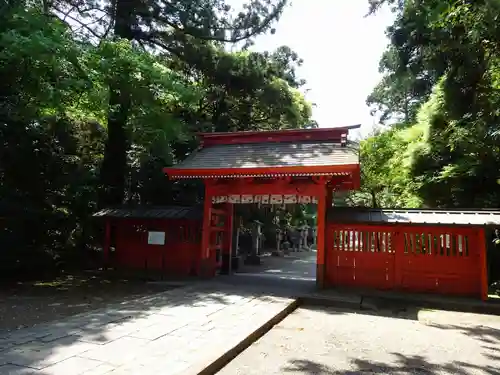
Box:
[218,306,500,375]
[0,273,176,333]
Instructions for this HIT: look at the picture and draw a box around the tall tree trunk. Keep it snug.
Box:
[98,0,135,208]
[370,190,379,209]
[212,94,229,132]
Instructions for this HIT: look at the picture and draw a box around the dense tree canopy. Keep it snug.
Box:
[0,0,314,277]
[357,0,500,210]
[48,0,291,207]
[3,0,500,279]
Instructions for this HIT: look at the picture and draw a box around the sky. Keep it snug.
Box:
[242,1,396,137]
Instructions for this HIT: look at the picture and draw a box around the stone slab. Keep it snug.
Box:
[0,364,36,375]
[78,337,150,366]
[41,356,106,375]
[0,336,98,370]
[127,321,187,340]
[0,283,296,375]
[80,363,116,375]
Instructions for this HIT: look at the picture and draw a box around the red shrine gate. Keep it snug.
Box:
[164,126,496,300]
[164,126,361,286]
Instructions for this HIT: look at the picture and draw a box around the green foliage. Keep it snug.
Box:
[48,0,292,206]
[363,0,500,284]
[0,6,88,118]
[346,125,422,208]
[0,0,313,278]
[366,0,500,209]
[88,38,202,168]
[366,47,434,124]
[170,45,312,134]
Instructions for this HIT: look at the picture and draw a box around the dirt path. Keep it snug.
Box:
[0,273,176,334]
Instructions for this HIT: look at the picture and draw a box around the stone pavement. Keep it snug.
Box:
[0,283,295,375]
[218,305,500,375]
[302,287,500,316]
[236,249,317,281]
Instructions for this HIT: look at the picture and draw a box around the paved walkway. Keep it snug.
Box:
[236,249,316,279]
[227,250,317,293]
[0,283,295,375]
[218,305,500,375]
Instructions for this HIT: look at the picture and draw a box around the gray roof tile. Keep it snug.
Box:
[328,207,500,226]
[172,141,358,170]
[93,206,202,220]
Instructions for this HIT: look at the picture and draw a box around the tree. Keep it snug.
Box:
[410,76,500,208]
[367,0,500,208]
[0,4,106,275]
[367,47,434,124]
[50,0,290,207]
[0,0,314,278]
[345,125,422,208]
[172,46,312,134]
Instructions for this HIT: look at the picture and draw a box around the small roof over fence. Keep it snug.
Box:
[93,206,203,221]
[327,207,500,226]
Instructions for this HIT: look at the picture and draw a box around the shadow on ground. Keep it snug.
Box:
[4,249,499,375]
[225,249,317,293]
[278,305,500,375]
[0,250,317,374]
[0,278,295,374]
[298,304,500,341]
[283,356,500,375]
[425,323,500,346]
[0,272,179,333]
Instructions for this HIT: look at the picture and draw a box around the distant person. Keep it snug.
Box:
[290,229,301,252]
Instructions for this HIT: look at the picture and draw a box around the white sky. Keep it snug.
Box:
[245,1,395,137]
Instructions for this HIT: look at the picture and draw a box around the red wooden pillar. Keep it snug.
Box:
[224,203,234,255]
[220,203,234,274]
[316,184,331,289]
[103,220,111,270]
[479,228,488,301]
[199,182,214,277]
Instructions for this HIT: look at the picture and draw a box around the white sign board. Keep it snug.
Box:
[147,231,165,245]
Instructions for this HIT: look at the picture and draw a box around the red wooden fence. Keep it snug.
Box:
[113,219,201,277]
[325,223,483,298]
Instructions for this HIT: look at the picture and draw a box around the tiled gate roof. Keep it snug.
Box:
[164,127,361,180]
[167,141,359,179]
[172,141,358,170]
